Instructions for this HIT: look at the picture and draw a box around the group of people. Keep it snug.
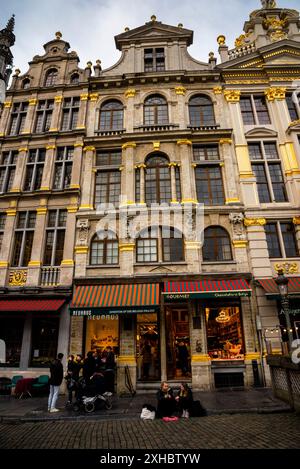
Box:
[47,347,116,413]
[156,382,193,419]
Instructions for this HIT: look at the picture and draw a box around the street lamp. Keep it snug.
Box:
[275,269,293,350]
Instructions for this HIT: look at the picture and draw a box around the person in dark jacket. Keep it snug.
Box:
[156,382,176,418]
[83,351,96,381]
[48,353,64,412]
[175,383,193,418]
[65,354,82,404]
[103,346,115,393]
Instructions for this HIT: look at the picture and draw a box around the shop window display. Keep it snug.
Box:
[30,317,59,366]
[137,314,160,381]
[0,317,24,366]
[85,315,119,357]
[206,306,244,360]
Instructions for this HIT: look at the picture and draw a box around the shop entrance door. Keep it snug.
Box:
[165,307,191,380]
[136,313,160,381]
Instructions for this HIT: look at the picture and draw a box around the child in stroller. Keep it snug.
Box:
[72,375,113,413]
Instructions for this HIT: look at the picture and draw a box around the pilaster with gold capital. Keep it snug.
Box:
[177,141,196,202]
[10,147,28,193]
[59,210,76,285]
[80,146,96,210]
[223,90,241,103]
[76,91,89,130]
[70,142,84,189]
[26,207,48,286]
[219,141,240,204]
[0,210,17,286]
[121,143,136,205]
[175,87,187,130]
[49,95,63,132]
[0,101,13,136]
[264,87,286,102]
[40,144,56,191]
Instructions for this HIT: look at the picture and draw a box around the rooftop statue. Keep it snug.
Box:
[261,0,277,8]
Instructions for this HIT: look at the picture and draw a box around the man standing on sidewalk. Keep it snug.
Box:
[48,353,64,413]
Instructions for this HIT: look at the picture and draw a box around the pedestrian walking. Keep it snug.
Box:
[48,353,64,413]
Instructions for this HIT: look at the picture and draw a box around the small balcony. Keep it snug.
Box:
[95,129,125,137]
[188,124,220,132]
[134,124,180,132]
[40,267,60,286]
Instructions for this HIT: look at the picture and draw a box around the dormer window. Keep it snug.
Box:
[44,68,58,87]
[144,48,165,72]
[70,73,79,84]
[22,79,30,90]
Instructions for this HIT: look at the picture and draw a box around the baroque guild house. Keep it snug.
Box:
[0,0,300,393]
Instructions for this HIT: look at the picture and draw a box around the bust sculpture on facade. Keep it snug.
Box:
[261,0,277,8]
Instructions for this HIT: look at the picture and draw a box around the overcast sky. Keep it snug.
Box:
[1,0,300,75]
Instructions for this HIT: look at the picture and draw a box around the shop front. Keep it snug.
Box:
[70,278,256,393]
[0,297,70,378]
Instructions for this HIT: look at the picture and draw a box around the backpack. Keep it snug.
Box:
[190,400,207,417]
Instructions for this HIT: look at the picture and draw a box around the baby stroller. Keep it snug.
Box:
[72,377,113,413]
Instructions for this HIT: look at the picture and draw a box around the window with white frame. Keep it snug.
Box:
[43,209,67,266]
[0,151,17,193]
[23,149,46,192]
[95,150,122,206]
[53,147,73,190]
[90,232,119,265]
[249,142,287,203]
[136,227,184,263]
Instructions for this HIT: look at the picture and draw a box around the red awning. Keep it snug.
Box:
[257,277,300,295]
[164,279,251,299]
[0,299,66,312]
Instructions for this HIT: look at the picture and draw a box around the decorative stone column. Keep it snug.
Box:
[70,142,84,190]
[189,302,212,390]
[26,204,47,286]
[241,295,261,387]
[10,146,28,193]
[177,140,197,203]
[69,316,85,356]
[135,164,146,204]
[79,146,95,210]
[120,142,136,206]
[49,95,63,132]
[60,205,78,286]
[0,207,17,286]
[74,218,90,278]
[174,85,186,130]
[21,97,38,135]
[185,241,201,273]
[229,213,249,272]
[76,92,89,130]
[124,89,136,132]
[168,162,179,203]
[224,90,258,206]
[119,242,135,276]
[40,144,56,191]
[117,315,137,395]
[219,139,241,204]
[265,87,289,136]
[0,100,12,136]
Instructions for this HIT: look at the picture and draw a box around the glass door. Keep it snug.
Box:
[165,307,191,380]
[136,313,160,381]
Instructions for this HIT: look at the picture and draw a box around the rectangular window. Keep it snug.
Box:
[95,170,121,206]
[0,213,6,253]
[9,102,28,136]
[286,94,299,122]
[193,145,220,162]
[240,96,270,125]
[53,147,73,190]
[0,317,25,367]
[249,142,287,203]
[195,166,225,205]
[61,97,80,131]
[144,48,165,72]
[0,151,17,193]
[34,100,54,133]
[43,209,67,266]
[11,211,36,267]
[137,238,158,263]
[23,149,46,191]
[96,150,122,166]
[265,222,299,258]
[30,317,59,367]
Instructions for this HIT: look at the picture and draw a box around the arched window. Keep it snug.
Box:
[144,95,168,126]
[90,232,119,265]
[70,73,79,84]
[189,95,215,127]
[22,78,30,90]
[44,68,58,87]
[145,154,171,204]
[99,100,123,131]
[203,226,232,262]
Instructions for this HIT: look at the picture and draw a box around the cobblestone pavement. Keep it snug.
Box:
[0,413,299,449]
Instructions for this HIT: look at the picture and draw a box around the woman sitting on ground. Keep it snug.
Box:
[175,382,193,418]
[156,381,176,418]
